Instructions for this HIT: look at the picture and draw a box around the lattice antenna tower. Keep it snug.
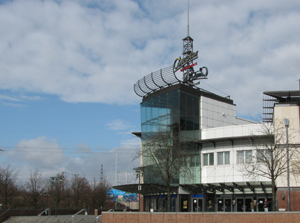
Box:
[183,0,193,56]
[182,0,195,83]
[100,164,104,185]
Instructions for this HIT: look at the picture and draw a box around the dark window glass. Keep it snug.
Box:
[209,153,214,165]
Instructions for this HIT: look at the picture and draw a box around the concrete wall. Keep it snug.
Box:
[102,212,300,223]
[0,209,79,222]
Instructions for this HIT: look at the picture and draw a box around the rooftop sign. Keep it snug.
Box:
[173,36,208,85]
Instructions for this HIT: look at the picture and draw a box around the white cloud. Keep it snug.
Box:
[2,136,140,185]
[0,95,21,101]
[106,119,132,130]
[2,102,26,107]
[0,92,42,106]
[120,138,141,148]
[75,143,93,154]
[0,0,299,117]
[12,136,65,168]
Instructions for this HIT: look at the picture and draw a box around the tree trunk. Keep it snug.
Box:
[272,179,277,211]
[167,185,171,212]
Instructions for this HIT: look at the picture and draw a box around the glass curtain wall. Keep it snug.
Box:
[141,90,179,184]
[141,88,201,185]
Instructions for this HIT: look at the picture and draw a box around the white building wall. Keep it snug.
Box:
[273,104,300,187]
[200,96,255,129]
[201,123,262,140]
[200,124,270,184]
[273,104,300,143]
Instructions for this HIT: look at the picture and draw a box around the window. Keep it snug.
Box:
[237,151,244,164]
[209,153,214,165]
[245,151,252,163]
[225,152,230,164]
[218,152,230,165]
[218,152,223,165]
[203,154,208,166]
[185,155,200,167]
[203,153,214,166]
[257,150,272,163]
[190,156,198,167]
[237,150,252,164]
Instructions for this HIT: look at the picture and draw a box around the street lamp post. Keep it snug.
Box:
[284,118,290,211]
[136,170,142,212]
[51,176,61,217]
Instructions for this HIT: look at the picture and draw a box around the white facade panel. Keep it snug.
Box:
[201,139,270,184]
[201,123,263,140]
[200,96,255,130]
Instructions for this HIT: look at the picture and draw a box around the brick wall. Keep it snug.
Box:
[102,212,300,223]
[277,188,300,211]
[139,196,144,212]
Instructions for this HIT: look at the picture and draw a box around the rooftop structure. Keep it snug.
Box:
[263,90,300,123]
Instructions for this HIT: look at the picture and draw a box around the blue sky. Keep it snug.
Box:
[0,0,300,185]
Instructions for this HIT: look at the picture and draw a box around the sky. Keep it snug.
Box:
[0,0,300,186]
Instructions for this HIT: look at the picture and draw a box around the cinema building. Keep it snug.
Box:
[114,35,300,212]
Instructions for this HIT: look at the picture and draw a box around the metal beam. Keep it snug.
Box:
[233,182,244,192]
[246,182,255,192]
[220,183,234,192]
[260,182,266,194]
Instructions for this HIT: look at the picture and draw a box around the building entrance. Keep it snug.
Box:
[236,198,252,212]
[192,198,203,212]
[217,198,232,212]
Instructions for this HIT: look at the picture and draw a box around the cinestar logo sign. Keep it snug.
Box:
[173,50,208,85]
[173,51,199,73]
[180,62,197,72]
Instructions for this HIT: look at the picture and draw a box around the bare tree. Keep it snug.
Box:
[137,123,191,212]
[70,174,91,209]
[239,121,298,211]
[0,165,19,209]
[44,173,65,210]
[24,169,45,209]
[90,177,111,213]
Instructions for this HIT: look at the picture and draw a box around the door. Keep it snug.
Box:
[237,198,244,212]
[257,198,265,211]
[236,198,251,212]
[217,198,231,212]
[158,198,165,212]
[181,196,189,212]
[224,199,232,212]
[193,198,203,212]
[244,198,252,212]
[217,199,224,211]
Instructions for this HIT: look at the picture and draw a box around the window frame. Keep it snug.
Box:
[257,149,271,163]
[237,150,253,164]
[217,151,230,165]
[203,153,214,166]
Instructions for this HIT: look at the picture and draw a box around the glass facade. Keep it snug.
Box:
[141,88,201,185]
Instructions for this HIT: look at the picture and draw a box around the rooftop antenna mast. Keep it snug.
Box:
[187,0,189,37]
[172,0,208,85]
